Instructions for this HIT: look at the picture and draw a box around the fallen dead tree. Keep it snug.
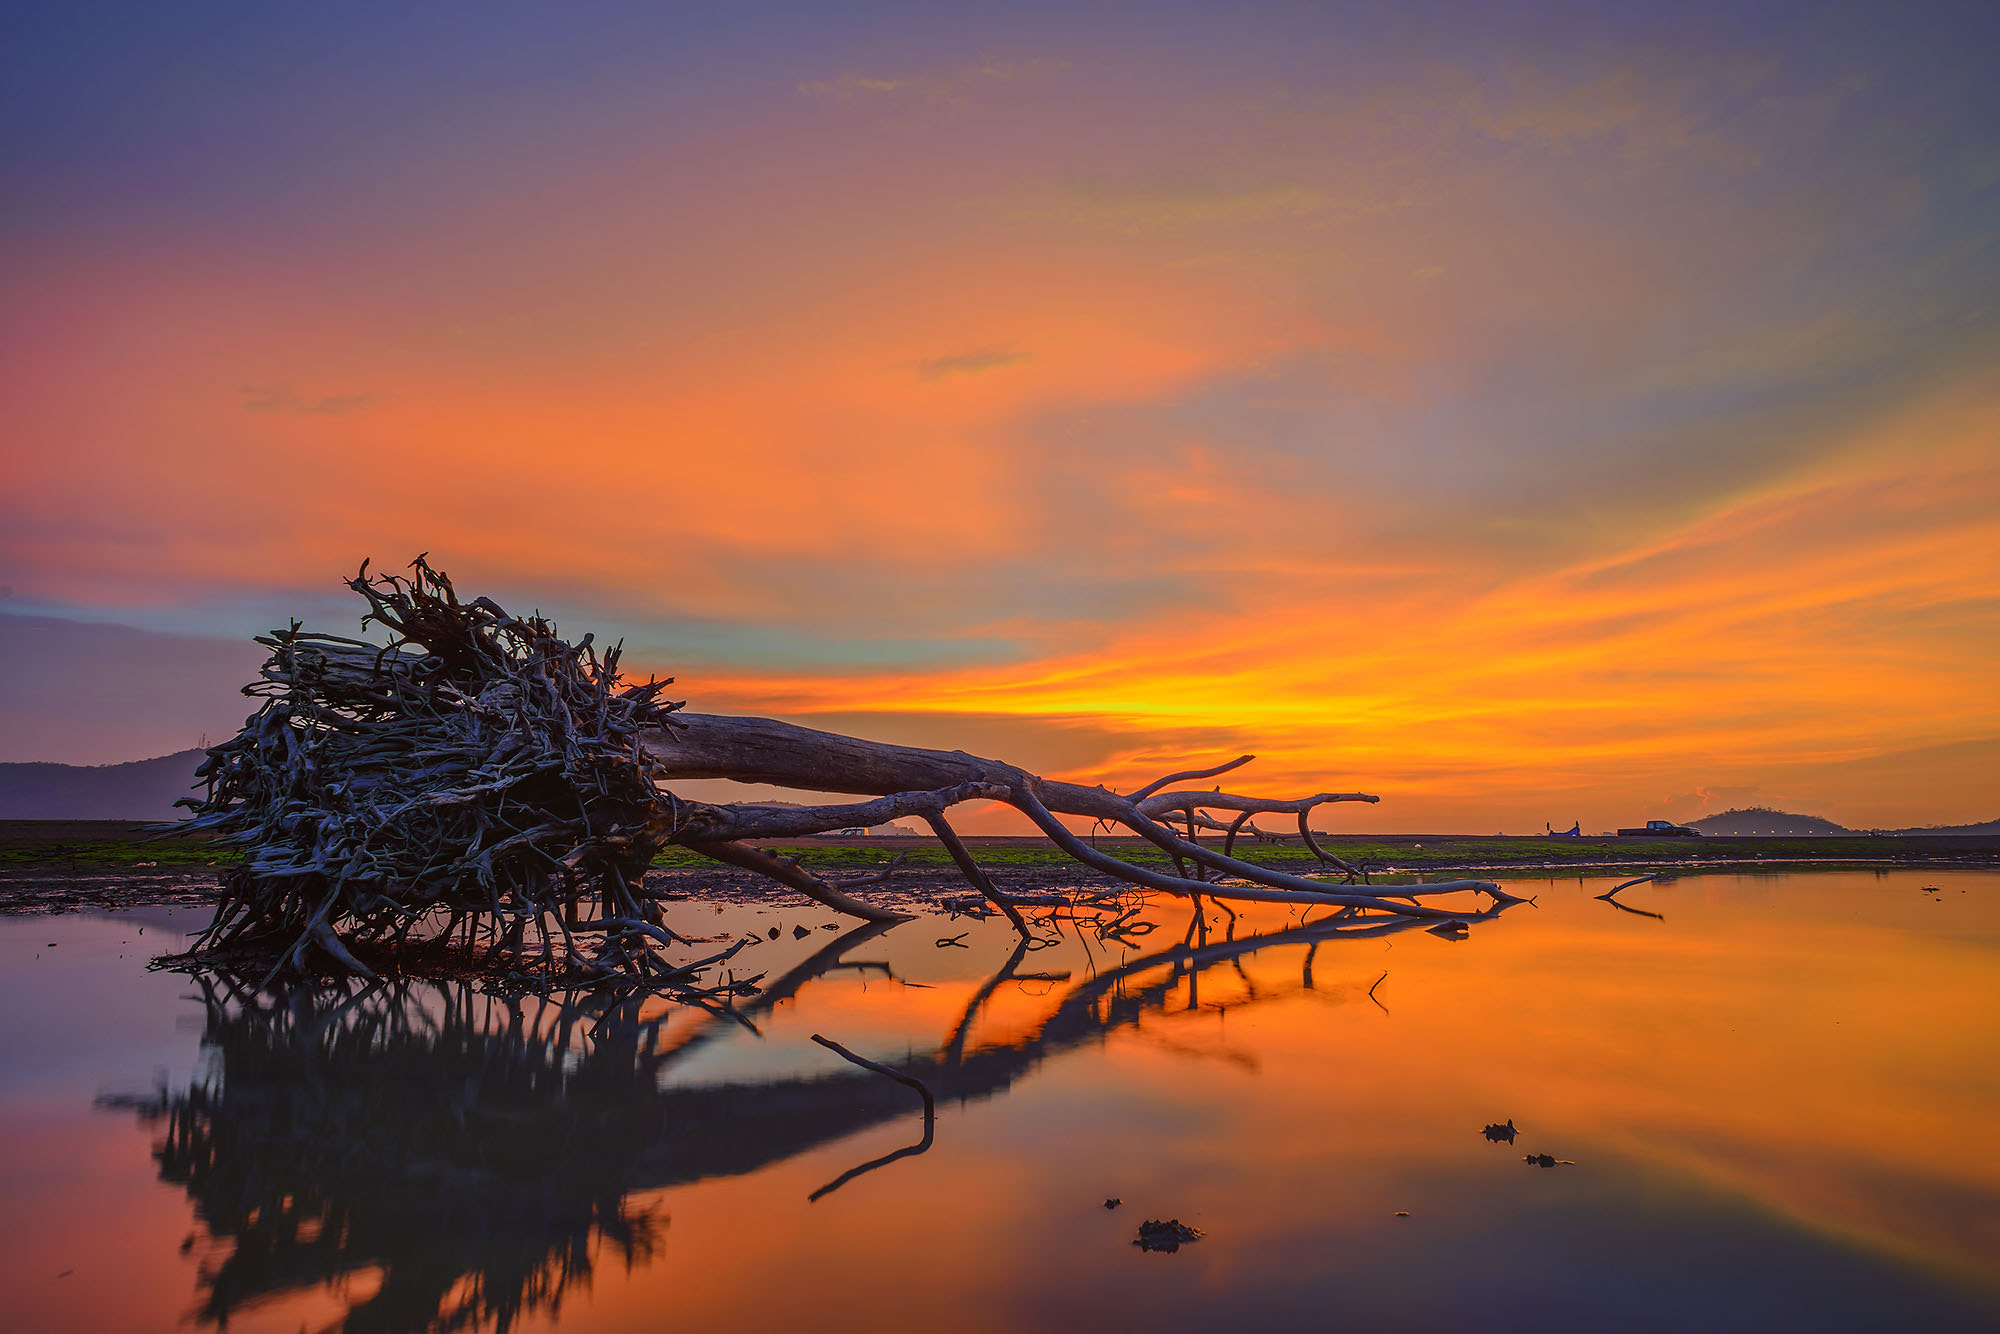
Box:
[174,557,1519,987]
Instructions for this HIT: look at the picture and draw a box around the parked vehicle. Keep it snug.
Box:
[1615,819,1702,837]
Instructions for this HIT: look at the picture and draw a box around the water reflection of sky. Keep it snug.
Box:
[0,870,1994,1331]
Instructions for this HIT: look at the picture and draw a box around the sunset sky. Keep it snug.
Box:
[3,1,1996,831]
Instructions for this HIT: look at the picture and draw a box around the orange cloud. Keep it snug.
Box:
[674,386,2000,831]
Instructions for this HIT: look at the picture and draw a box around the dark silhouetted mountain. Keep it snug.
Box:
[1690,807,1852,836]
[1690,806,2000,836]
[1881,818,2000,836]
[0,749,204,820]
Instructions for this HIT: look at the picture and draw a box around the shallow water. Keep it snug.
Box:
[0,870,1995,1332]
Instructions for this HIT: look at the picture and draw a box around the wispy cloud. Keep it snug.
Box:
[798,58,1065,105]
[1648,784,1764,821]
[1032,172,1335,232]
[909,347,1030,381]
[241,385,381,416]
[796,72,907,100]
[1451,58,1779,166]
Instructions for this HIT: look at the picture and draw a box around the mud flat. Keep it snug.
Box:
[3,822,1992,918]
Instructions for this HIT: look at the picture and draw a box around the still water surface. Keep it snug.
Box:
[0,870,1995,1332]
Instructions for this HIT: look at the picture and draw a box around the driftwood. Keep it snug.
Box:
[1597,873,1666,921]
[175,558,1519,988]
[806,1033,937,1201]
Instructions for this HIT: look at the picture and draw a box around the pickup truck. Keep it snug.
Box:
[1615,819,1702,837]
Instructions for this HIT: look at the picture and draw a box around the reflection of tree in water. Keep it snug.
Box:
[109,977,672,1332]
[109,903,1488,1331]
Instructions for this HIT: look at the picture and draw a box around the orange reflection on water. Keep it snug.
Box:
[2,873,1995,1331]
[554,872,2000,1331]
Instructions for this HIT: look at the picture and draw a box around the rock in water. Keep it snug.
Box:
[1134,1218,1204,1252]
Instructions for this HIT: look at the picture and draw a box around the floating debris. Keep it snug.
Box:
[793,925,812,939]
[1393,1211,1410,1217]
[1134,1218,1203,1252]
[1524,1154,1575,1168]
[1104,1197,1122,1210]
[1481,1118,1518,1144]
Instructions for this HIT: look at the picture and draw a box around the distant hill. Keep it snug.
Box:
[1690,807,1852,836]
[1689,807,2000,837]
[0,750,205,821]
[1882,818,2000,836]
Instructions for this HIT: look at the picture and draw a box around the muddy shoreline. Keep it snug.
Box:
[4,822,1993,918]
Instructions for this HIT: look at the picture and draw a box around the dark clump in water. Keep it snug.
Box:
[1134,1219,1204,1252]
